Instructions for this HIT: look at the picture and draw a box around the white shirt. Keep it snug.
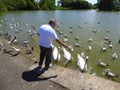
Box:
[37,24,58,48]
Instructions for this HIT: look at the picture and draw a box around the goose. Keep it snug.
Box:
[112,53,117,59]
[77,54,88,72]
[97,59,109,67]
[61,47,72,62]
[104,69,119,79]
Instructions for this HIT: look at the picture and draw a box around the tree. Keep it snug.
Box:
[39,0,56,10]
[0,0,7,12]
[97,0,120,11]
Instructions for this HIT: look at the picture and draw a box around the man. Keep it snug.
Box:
[37,19,67,70]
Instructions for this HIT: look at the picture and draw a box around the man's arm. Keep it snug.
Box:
[56,38,67,48]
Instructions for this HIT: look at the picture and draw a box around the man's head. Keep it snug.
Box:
[49,19,57,29]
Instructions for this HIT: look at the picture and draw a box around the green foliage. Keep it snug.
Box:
[39,0,56,10]
[0,0,7,12]
[97,0,120,11]
[60,0,92,9]
[1,0,40,11]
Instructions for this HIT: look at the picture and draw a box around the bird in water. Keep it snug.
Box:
[104,69,119,79]
[97,59,109,67]
[112,53,117,60]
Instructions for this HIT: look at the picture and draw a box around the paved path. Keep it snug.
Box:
[0,51,68,90]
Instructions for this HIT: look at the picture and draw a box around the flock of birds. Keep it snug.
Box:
[0,18,120,81]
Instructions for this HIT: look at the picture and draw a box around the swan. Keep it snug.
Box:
[97,59,109,67]
[77,54,88,72]
[61,47,72,62]
[104,69,119,79]
[87,46,92,51]
[80,52,85,58]
[52,46,60,61]
[112,53,117,59]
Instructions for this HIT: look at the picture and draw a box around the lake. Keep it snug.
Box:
[0,10,120,83]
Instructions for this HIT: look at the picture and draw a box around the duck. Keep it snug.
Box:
[3,49,13,54]
[8,36,17,45]
[9,51,20,57]
[75,42,81,47]
[101,47,107,52]
[12,47,20,52]
[104,69,119,79]
[97,59,109,67]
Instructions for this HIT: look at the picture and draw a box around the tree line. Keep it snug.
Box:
[0,0,120,13]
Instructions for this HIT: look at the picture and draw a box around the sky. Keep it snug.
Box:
[85,0,97,4]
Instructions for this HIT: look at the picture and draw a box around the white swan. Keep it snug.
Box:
[61,47,72,62]
[52,46,60,61]
[77,54,87,72]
